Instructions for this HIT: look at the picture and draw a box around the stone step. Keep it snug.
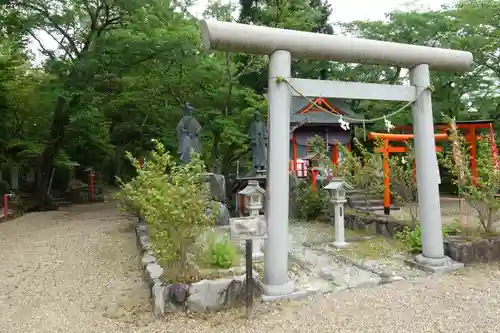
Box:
[357,205,401,212]
[348,198,385,206]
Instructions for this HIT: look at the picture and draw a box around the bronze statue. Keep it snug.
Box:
[176,103,202,163]
[249,111,267,172]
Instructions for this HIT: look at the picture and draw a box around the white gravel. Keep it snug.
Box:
[1,201,500,333]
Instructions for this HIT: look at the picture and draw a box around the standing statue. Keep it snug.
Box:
[249,111,267,172]
[176,103,202,163]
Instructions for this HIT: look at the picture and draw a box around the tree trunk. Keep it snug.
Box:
[34,95,77,210]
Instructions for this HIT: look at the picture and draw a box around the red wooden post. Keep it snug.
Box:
[382,140,391,214]
[89,170,95,201]
[311,169,318,192]
[466,128,477,185]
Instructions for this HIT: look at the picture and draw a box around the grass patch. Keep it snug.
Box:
[345,228,371,238]
[338,236,406,260]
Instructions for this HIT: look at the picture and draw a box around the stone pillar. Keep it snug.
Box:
[262,50,295,296]
[332,202,348,248]
[249,209,263,260]
[409,64,446,266]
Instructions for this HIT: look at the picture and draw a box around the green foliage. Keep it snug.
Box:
[307,135,330,169]
[396,222,461,253]
[0,0,498,210]
[388,144,418,222]
[441,118,500,232]
[395,225,422,253]
[117,141,218,271]
[201,231,239,269]
[295,182,329,221]
[338,138,385,204]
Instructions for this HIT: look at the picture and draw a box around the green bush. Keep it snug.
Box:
[395,225,422,253]
[117,141,219,276]
[201,231,239,269]
[396,222,461,253]
[295,182,329,221]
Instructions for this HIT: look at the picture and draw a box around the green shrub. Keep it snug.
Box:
[117,141,218,276]
[295,182,329,221]
[396,222,461,253]
[395,225,422,253]
[201,231,239,269]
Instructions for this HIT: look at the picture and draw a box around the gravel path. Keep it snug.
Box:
[1,202,500,333]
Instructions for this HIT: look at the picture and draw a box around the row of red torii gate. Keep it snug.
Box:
[287,96,499,209]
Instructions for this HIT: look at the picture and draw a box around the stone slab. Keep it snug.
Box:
[404,256,464,274]
[152,282,165,318]
[261,289,316,302]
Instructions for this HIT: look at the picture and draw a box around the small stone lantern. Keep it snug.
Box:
[238,180,266,259]
[324,177,352,248]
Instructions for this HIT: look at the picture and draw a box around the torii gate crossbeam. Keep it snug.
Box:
[200,20,472,297]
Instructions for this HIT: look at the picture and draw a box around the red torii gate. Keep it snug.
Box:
[396,120,499,184]
[368,132,448,214]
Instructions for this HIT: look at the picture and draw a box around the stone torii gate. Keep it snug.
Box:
[200,20,473,297]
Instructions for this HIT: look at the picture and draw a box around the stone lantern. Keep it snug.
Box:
[324,177,352,248]
[238,180,266,259]
[239,180,265,216]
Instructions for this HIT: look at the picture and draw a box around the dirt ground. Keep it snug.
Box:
[1,201,500,333]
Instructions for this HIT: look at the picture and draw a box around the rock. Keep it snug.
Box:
[186,278,233,312]
[380,275,405,284]
[445,236,500,264]
[379,270,397,279]
[225,279,244,306]
[319,267,339,281]
[215,202,230,226]
[141,252,156,267]
[137,224,147,233]
[167,283,189,304]
[139,235,151,251]
[165,301,184,313]
[210,174,226,202]
[152,282,165,318]
[146,263,163,282]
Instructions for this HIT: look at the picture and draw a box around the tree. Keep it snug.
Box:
[388,145,418,222]
[237,0,334,93]
[341,1,499,125]
[338,139,385,208]
[0,31,50,177]
[118,142,218,281]
[441,118,500,232]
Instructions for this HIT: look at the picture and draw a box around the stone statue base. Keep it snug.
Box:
[256,169,267,176]
[202,173,229,226]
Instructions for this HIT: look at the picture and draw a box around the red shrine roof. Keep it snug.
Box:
[290,96,363,125]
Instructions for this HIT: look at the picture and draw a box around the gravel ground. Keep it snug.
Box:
[1,201,500,333]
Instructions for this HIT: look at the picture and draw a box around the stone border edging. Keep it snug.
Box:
[346,210,500,264]
[135,217,166,318]
[135,216,264,318]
